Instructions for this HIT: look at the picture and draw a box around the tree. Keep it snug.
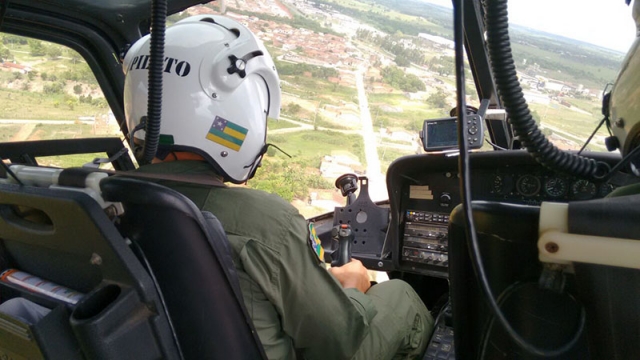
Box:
[395,56,411,67]
[380,66,425,92]
[70,53,82,64]
[285,103,302,115]
[427,89,448,109]
[0,47,11,61]
[46,45,62,60]
[73,84,83,95]
[28,40,46,56]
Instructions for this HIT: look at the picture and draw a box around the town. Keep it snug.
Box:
[0,0,618,216]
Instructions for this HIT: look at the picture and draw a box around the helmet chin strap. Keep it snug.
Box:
[130,116,148,160]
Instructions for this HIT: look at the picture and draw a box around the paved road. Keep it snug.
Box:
[355,69,387,201]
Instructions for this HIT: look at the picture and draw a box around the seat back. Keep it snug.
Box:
[100,176,266,360]
[448,201,588,359]
[0,182,180,359]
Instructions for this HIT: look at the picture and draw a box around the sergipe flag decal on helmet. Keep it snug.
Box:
[206,116,248,151]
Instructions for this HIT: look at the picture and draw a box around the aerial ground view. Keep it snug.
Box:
[0,0,626,217]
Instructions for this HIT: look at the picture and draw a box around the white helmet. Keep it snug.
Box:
[610,0,640,158]
[123,15,281,183]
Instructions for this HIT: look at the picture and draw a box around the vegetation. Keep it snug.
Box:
[275,60,339,79]
[0,125,23,141]
[249,158,334,202]
[280,74,356,106]
[267,130,365,166]
[314,0,451,38]
[221,7,341,37]
[369,93,447,131]
[378,146,415,173]
[510,28,622,89]
[248,129,366,201]
[356,29,426,66]
[267,119,298,131]
[381,66,425,92]
[426,89,448,109]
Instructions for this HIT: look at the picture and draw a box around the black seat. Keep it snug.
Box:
[0,182,180,359]
[100,176,266,360]
[448,201,588,359]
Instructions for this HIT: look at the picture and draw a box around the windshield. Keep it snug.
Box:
[0,0,635,219]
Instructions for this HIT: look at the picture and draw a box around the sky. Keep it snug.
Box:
[422,0,637,53]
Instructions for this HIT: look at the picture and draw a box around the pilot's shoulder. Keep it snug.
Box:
[208,186,300,219]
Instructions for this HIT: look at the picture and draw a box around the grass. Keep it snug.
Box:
[369,93,448,131]
[267,129,365,165]
[530,103,602,137]
[315,116,353,130]
[267,119,298,130]
[36,153,105,168]
[29,123,101,139]
[378,146,416,173]
[511,42,618,89]
[281,75,357,105]
[0,88,106,120]
[0,124,22,141]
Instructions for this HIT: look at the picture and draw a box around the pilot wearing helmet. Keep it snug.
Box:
[123,15,433,360]
[607,0,640,196]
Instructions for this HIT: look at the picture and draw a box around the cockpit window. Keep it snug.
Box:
[0,33,118,167]
[1,1,635,219]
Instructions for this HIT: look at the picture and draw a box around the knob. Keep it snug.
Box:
[440,193,452,204]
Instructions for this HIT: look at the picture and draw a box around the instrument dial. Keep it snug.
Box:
[516,175,541,197]
[492,175,503,192]
[544,177,567,197]
[492,174,514,195]
[598,183,614,197]
[571,180,597,200]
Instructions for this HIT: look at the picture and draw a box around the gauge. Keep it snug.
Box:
[492,174,514,195]
[544,177,567,197]
[516,174,541,197]
[571,180,597,200]
[598,183,615,197]
[493,174,514,195]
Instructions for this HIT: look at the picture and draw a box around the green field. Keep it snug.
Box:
[0,87,106,120]
[281,75,357,106]
[378,146,415,173]
[36,153,106,168]
[267,129,365,165]
[369,93,448,131]
[0,124,22,141]
[267,119,298,131]
[250,129,365,201]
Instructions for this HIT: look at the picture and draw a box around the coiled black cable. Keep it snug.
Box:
[141,0,167,164]
[484,0,609,180]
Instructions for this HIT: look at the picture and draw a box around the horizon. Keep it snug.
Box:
[419,0,637,53]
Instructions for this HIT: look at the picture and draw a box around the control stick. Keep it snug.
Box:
[331,224,353,267]
[332,173,359,266]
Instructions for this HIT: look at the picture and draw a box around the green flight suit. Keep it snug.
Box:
[136,161,434,360]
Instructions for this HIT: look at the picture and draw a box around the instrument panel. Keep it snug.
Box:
[387,151,630,277]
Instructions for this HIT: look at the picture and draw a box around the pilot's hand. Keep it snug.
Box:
[328,259,371,294]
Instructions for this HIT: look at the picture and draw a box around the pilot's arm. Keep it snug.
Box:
[240,209,377,360]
